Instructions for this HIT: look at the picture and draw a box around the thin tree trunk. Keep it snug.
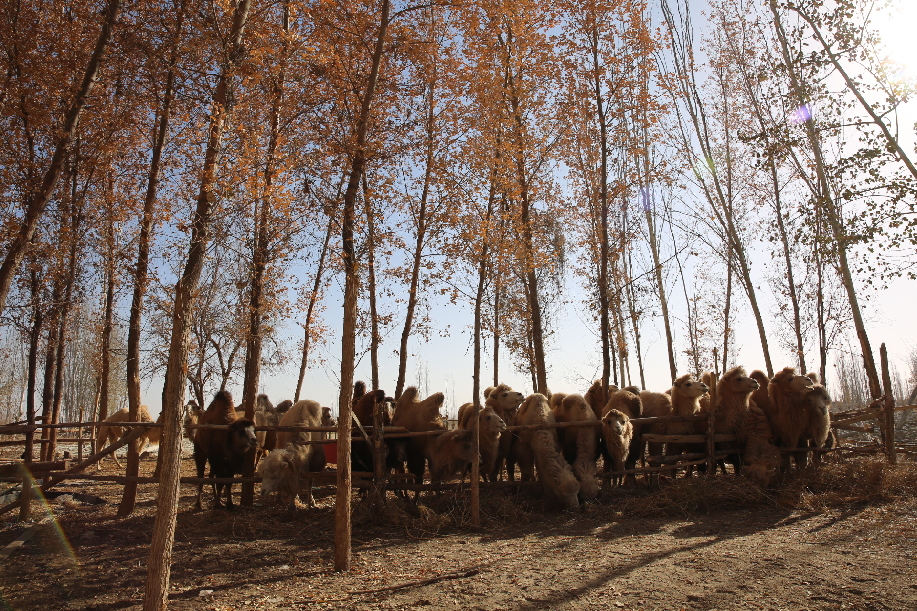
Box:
[361,172,381,391]
[0,0,121,318]
[471,168,497,527]
[644,206,676,381]
[143,2,252,607]
[769,0,880,397]
[770,159,806,373]
[97,238,116,444]
[590,26,613,396]
[662,0,774,377]
[394,80,436,400]
[337,0,390,573]
[24,271,42,464]
[722,254,732,374]
[48,200,81,463]
[240,2,288,507]
[492,277,501,386]
[294,218,333,402]
[501,24,548,395]
[625,248,646,390]
[39,300,60,462]
[120,0,185,517]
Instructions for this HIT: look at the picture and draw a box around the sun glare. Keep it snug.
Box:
[876,2,917,80]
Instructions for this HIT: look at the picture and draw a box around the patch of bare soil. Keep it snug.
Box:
[2,454,917,611]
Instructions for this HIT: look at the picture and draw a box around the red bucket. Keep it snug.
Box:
[324,442,337,465]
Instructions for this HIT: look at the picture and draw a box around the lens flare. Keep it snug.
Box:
[19,468,81,570]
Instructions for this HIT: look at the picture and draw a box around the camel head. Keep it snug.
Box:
[672,374,708,399]
[773,367,815,394]
[601,409,630,437]
[719,367,760,397]
[804,385,831,416]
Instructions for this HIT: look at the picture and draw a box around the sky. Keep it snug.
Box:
[140,0,917,420]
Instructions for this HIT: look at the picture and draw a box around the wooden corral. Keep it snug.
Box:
[2,365,915,571]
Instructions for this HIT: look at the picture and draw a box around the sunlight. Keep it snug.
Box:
[876,1,917,81]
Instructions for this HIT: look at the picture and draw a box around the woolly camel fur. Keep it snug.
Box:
[801,382,832,466]
[640,375,707,470]
[553,393,599,500]
[391,386,447,490]
[584,380,611,421]
[516,393,581,509]
[703,367,780,482]
[601,389,643,481]
[193,391,257,510]
[96,405,162,467]
[350,382,388,472]
[601,409,633,486]
[765,367,816,470]
[254,394,279,465]
[457,404,507,481]
[258,399,326,508]
[484,383,525,482]
[427,428,475,484]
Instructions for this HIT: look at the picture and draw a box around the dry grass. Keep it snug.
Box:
[775,455,917,510]
[585,456,917,519]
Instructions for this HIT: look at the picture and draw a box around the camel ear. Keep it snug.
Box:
[806,372,820,384]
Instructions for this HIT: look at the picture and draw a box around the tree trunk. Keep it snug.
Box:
[24,271,42,464]
[294,218,333,402]
[492,277,501,386]
[471,169,497,527]
[240,3,288,507]
[722,254,732,374]
[662,0,774,377]
[590,26,613,396]
[643,204,677,382]
[120,1,185,517]
[0,0,121,318]
[770,159,806,373]
[361,172,381,391]
[143,2,252,608]
[39,301,60,462]
[97,244,116,445]
[769,0,880,397]
[394,81,435,400]
[336,0,390,573]
[504,35,548,395]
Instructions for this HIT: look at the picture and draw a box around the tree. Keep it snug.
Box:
[144,1,253,607]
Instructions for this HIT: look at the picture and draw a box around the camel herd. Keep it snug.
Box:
[94,365,832,510]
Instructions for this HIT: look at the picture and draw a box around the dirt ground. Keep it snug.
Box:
[2,451,917,611]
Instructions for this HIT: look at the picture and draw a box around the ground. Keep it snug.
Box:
[2,450,917,611]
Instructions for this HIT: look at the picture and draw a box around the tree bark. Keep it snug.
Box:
[336,0,390,573]
[120,1,186,516]
[143,2,252,608]
[503,26,548,395]
[361,172,381,391]
[240,2,288,507]
[0,0,121,318]
[394,80,435,400]
[294,218,333,402]
[24,271,42,464]
[769,0,880,397]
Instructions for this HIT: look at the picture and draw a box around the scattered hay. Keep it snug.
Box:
[775,456,917,511]
[598,476,774,519]
[587,457,917,518]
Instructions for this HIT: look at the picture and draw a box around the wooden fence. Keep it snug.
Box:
[2,400,912,515]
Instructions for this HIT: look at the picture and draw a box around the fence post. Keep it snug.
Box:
[706,372,718,477]
[372,396,386,499]
[18,464,32,522]
[880,343,897,465]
